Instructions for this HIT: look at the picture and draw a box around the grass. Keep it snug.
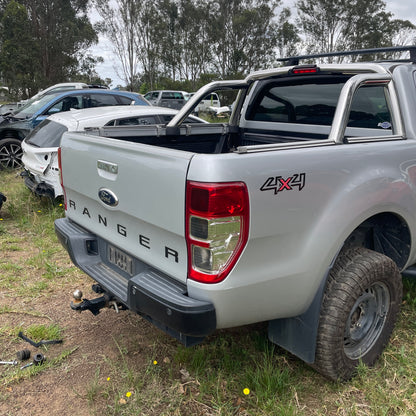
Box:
[2,169,416,415]
[78,291,416,416]
[0,170,80,299]
[0,170,85,394]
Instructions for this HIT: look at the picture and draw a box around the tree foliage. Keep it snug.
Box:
[0,0,97,98]
[206,0,281,78]
[94,0,285,90]
[94,0,141,90]
[0,1,39,97]
[296,0,415,60]
[0,0,415,97]
[276,7,301,58]
[94,0,416,91]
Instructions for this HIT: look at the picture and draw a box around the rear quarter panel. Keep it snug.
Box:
[187,140,416,327]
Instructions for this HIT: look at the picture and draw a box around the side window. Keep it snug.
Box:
[347,85,392,132]
[45,100,64,114]
[118,96,135,105]
[113,116,158,126]
[84,93,119,108]
[45,95,80,114]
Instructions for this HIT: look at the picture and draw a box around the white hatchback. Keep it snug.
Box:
[22,106,205,199]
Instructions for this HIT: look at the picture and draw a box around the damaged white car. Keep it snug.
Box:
[22,106,205,199]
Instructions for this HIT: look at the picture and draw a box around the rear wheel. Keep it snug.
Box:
[0,138,23,169]
[314,247,402,381]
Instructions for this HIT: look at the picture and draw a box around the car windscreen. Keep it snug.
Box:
[13,92,62,119]
[25,119,68,147]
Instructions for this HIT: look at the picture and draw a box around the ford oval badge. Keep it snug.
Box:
[98,188,119,207]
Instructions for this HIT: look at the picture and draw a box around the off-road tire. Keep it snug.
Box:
[0,138,23,169]
[314,247,402,381]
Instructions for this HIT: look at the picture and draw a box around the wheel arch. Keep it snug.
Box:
[344,211,411,270]
[268,210,410,365]
[0,129,24,141]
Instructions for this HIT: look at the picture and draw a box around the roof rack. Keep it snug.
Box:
[278,45,416,66]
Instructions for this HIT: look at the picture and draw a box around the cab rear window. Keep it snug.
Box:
[246,75,393,131]
[246,77,348,125]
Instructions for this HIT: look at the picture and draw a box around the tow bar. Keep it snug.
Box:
[70,288,111,316]
[70,287,125,316]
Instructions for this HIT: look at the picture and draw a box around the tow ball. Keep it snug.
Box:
[70,289,110,316]
[71,288,124,315]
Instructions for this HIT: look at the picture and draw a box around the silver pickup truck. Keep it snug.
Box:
[55,46,416,381]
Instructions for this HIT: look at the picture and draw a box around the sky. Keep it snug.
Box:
[89,1,416,88]
[387,0,416,23]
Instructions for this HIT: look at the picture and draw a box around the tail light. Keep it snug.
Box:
[57,147,67,210]
[186,181,249,284]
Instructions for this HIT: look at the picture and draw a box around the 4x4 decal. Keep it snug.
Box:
[260,173,306,195]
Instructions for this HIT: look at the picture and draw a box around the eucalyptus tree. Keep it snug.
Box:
[275,7,301,59]
[157,0,180,81]
[93,0,297,88]
[21,0,97,85]
[133,0,164,90]
[341,1,415,59]
[94,0,141,90]
[296,0,416,60]
[0,0,39,97]
[0,0,96,97]
[94,0,165,91]
[156,0,212,87]
[207,0,280,78]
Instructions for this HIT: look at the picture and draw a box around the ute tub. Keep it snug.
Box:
[55,217,216,342]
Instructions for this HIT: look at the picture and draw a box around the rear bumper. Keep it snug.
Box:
[54,217,216,341]
[22,170,55,198]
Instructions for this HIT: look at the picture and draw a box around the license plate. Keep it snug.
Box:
[108,245,134,276]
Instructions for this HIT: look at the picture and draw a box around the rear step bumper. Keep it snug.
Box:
[55,218,216,344]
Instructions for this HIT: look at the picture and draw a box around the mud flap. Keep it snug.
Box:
[268,270,328,364]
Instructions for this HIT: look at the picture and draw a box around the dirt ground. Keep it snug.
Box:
[0,177,227,416]
[0,280,175,416]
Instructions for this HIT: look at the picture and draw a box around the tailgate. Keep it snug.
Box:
[22,142,56,175]
[60,132,193,284]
